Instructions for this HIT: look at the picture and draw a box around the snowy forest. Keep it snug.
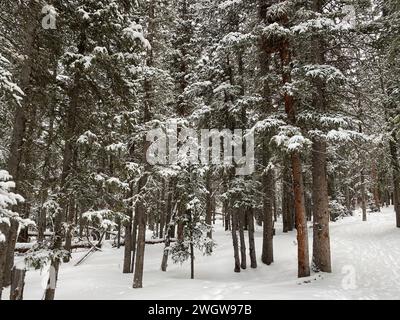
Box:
[0,0,400,301]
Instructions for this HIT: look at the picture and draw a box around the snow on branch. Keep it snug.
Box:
[261,23,291,40]
[272,125,311,153]
[218,0,242,10]
[123,22,152,50]
[303,64,345,83]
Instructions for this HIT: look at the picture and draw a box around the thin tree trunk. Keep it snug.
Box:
[248,208,257,269]
[282,162,292,232]
[361,169,367,222]
[133,185,147,288]
[389,134,400,227]
[117,218,121,249]
[132,103,151,288]
[262,169,274,265]
[161,203,175,272]
[231,208,241,273]
[130,207,139,273]
[224,200,230,231]
[159,180,166,239]
[0,222,10,299]
[123,186,134,274]
[63,198,76,263]
[189,212,195,279]
[206,171,213,239]
[238,209,247,270]
[371,162,381,211]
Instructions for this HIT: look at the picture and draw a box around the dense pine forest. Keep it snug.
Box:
[1,0,400,300]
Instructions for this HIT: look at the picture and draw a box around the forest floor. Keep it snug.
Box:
[4,206,400,300]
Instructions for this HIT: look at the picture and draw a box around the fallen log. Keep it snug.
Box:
[15,242,93,254]
[74,246,102,267]
[116,238,177,247]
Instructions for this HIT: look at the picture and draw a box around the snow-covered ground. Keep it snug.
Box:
[4,206,400,300]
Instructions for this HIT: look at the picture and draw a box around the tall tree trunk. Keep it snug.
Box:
[159,180,166,239]
[312,139,332,273]
[238,209,247,270]
[282,161,293,232]
[4,0,39,285]
[231,208,241,273]
[310,0,332,273]
[206,171,213,239]
[133,176,147,288]
[279,22,310,277]
[389,134,400,227]
[132,36,153,286]
[123,223,133,273]
[360,170,367,222]
[130,210,139,273]
[123,184,134,273]
[0,223,10,299]
[63,197,76,263]
[44,204,63,300]
[9,267,26,300]
[291,153,311,277]
[262,168,274,265]
[224,198,230,231]
[248,208,257,269]
[161,203,175,272]
[371,161,381,211]
[3,219,19,287]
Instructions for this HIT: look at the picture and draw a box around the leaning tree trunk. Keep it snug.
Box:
[130,210,139,273]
